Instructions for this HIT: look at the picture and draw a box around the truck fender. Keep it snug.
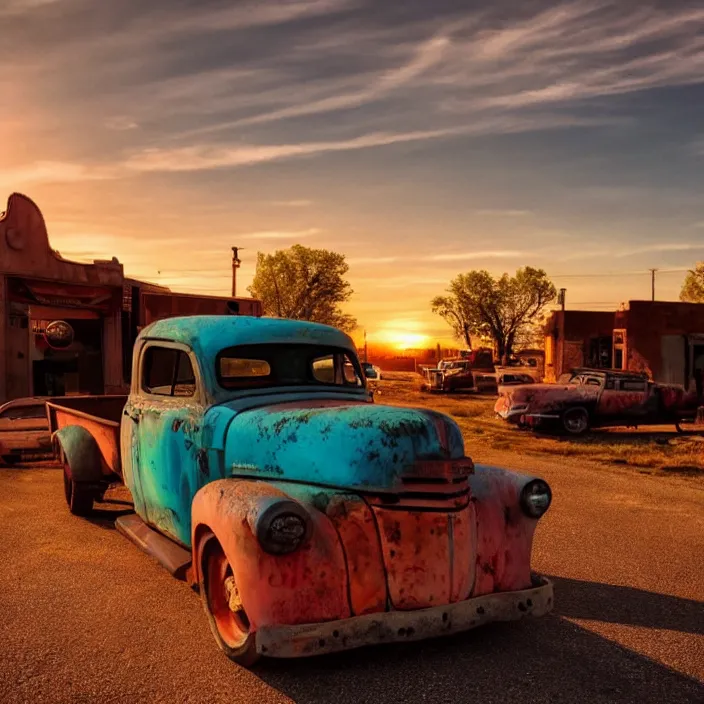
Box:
[53,425,105,485]
[191,479,350,631]
[469,465,552,596]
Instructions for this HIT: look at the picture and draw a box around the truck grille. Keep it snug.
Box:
[365,458,473,511]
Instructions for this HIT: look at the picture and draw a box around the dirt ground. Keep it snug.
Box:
[373,372,704,480]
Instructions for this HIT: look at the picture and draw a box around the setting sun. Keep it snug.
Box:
[368,321,431,350]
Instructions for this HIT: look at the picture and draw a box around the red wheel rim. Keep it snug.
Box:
[204,544,251,648]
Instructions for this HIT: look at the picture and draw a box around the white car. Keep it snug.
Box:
[361,362,383,380]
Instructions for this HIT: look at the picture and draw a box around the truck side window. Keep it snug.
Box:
[143,347,196,397]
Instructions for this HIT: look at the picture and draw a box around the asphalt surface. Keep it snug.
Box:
[1,454,702,704]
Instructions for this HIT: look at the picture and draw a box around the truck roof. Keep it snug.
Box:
[138,315,356,362]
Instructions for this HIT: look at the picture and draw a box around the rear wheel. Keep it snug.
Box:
[62,465,94,516]
[199,537,259,666]
[562,407,590,436]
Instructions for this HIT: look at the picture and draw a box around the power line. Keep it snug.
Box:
[549,268,689,279]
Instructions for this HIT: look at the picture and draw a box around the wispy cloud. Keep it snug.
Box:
[0,161,111,190]
[269,200,313,207]
[122,128,468,173]
[430,250,524,262]
[346,256,398,265]
[239,228,321,240]
[475,209,533,217]
[615,242,704,257]
[105,116,138,131]
[186,34,450,135]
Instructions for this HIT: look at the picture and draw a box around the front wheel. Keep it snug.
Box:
[199,536,259,667]
[561,407,590,436]
[62,465,94,516]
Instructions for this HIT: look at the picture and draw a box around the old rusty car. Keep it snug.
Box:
[421,348,495,392]
[47,316,553,665]
[495,367,700,435]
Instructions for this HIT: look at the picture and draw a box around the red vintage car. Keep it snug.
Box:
[495,368,700,435]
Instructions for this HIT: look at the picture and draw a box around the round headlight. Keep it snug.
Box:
[520,479,552,518]
[255,501,310,555]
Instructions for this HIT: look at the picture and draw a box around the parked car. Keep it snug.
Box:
[361,361,383,380]
[0,397,53,464]
[495,367,700,435]
[48,316,553,665]
[422,349,495,392]
[496,372,538,391]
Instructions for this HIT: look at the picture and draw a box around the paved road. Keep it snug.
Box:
[1,455,702,704]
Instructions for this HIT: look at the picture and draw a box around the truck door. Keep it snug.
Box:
[127,342,206,547]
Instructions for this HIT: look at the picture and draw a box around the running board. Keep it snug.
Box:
[116,514,192,581]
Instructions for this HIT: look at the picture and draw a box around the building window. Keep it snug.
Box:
[613,329,627,370]
[588,336,613,368]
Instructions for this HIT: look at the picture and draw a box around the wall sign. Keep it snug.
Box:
[44,320,74,349]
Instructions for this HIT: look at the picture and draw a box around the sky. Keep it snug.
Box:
[2,0,704,348]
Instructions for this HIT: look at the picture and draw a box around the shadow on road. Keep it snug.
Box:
[258,581,704,704]
[548,575,704,635]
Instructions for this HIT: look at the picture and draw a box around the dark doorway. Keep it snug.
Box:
[692,343,704,398]
[588,336,612,369]
[32,318,104,396]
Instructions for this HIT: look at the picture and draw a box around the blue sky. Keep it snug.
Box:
[2,0,704,345]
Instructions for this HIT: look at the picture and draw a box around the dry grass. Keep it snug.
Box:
[371,372,704,477]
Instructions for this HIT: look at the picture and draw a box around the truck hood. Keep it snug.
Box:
[220,399,466,491]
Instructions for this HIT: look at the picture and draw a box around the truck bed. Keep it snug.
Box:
[46,396,128,478]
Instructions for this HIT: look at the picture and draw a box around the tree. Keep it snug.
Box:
[680,263,704,303]
[248,244,357,332]
[431,267,556,362]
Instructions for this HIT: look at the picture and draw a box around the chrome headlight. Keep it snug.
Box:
[255,500,310,555]
[520,479,552,518]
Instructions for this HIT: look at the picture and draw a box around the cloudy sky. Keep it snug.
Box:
[3,0,704,346]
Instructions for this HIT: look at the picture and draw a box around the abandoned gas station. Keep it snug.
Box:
[544,300,704,391]
[0,193,261,403]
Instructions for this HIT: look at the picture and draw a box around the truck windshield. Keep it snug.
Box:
[216,344,365,391]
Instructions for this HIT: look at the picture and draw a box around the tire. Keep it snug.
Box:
[561,407,590,436]
[62,465,94,516]
[199,536,259,667]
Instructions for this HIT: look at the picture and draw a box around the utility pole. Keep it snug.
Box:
[649,268,657,302]
[364,329,368,363]
[557,288,566,311]
[231,247,242,297]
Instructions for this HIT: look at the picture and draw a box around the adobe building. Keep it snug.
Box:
[544,301,704,391]
[0,193,262,403]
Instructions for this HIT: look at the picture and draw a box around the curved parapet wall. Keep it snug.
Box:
[0,192,124,286]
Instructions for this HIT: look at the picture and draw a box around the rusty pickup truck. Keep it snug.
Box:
[48,315,553,665]
[495,367,700,435]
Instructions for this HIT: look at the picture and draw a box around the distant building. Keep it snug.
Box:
[544,301,704,391]
[0,193,262,402]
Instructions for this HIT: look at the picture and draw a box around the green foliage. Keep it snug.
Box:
[248,244,357,332]
[431,267,556,360]
[680,263,704,303]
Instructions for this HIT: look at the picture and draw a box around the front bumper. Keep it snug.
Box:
[255,576,553,658]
